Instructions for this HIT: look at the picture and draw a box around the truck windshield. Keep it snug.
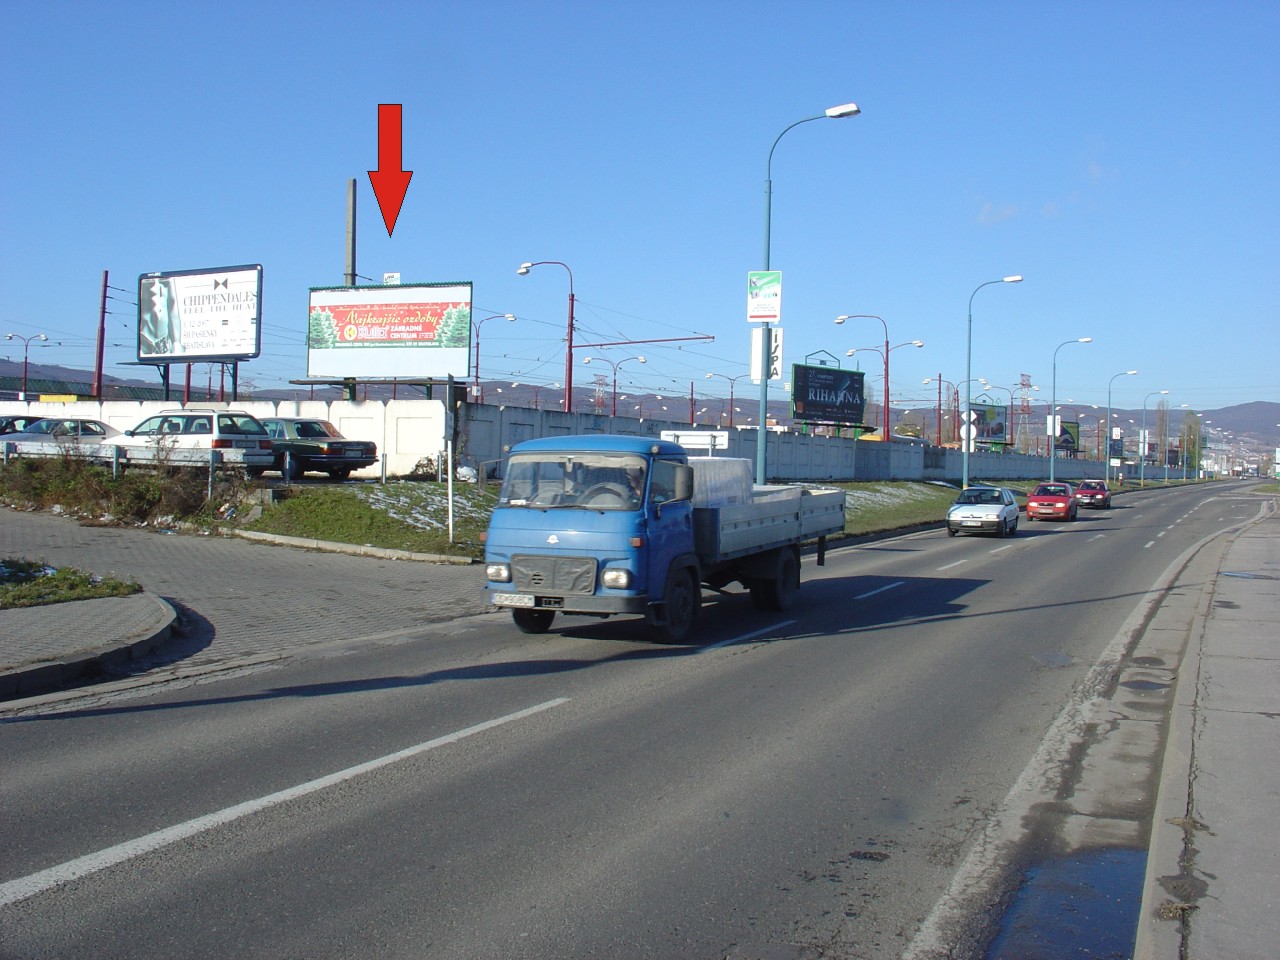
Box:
[498,453,647,510]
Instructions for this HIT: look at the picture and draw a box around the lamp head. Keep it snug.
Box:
[1127,370,1138,375]
[834,316,847,324]
[516,262,533,276]
[911,340,924,347]
[825,102,861,119]
[1003,275,1023,283]
[1078,337,1093,343]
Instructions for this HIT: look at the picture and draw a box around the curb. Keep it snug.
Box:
[0,592,177,700]
[230,529,477,564]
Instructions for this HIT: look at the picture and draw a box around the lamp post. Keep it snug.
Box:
[705,371,751,427]
[472,313,515,403]
[963,277,1023,487]
[1048,337,1092,481]
[1140,389,1169,488]
[756,100,861,484]
[838,330,923,439]
[4,332,49,400]
[1105,369,1138,484]
[517,261,575,412]
[582,355,645,417]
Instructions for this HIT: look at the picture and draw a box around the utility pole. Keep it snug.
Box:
[93,270,108,399]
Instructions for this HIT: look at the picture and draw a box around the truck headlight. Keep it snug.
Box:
[486,562,511,583]
[601,568,632,589]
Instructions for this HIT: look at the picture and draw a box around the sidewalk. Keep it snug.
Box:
[1135,511,1280,959]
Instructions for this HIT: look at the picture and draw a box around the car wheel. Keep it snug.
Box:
[328,468,352,481]
[1008,517,1017,536]
[947,527,958,537]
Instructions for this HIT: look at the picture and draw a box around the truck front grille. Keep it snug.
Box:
[511,555,598,595]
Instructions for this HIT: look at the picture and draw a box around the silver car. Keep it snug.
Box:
[946,485,1019,538]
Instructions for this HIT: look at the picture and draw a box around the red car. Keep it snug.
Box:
[1076,479,1112,509]
[1026,482,1078,522]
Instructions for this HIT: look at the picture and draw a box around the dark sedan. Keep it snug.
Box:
[259,417,378,481]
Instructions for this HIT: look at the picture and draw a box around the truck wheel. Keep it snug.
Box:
[652,567,698,644]
[750,548,800,612]
[512,609,555,634]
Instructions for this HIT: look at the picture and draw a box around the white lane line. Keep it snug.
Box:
[1157,531,1167,538]
[702,619,798,651]
[855,581,906,600]
[989,545,1014,554]
[0,698,570,907]
[1144,541,1156,549]
[937,559,968,571]
[1088,534,1106,542]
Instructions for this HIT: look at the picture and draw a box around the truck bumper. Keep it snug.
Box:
[488,591,651,616]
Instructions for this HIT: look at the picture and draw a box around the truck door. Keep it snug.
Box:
[645,458,693,594]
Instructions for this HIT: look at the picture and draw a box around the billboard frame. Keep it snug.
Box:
[137,264,263,364]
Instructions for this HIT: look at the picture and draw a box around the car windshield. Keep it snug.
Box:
[956,489,1001,505]
[498,453,647,510]
[216,414,268,436]
[296,420,340,439]
[1079,482,1104,490]
[1033,485,1069,496]
[19,420,60,435]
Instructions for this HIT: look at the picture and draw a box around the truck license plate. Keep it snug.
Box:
[493,593,534,608]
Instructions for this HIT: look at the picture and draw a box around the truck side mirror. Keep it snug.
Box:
[672,464,693,502]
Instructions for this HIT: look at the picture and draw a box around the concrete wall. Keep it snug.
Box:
[1,397,1107,484]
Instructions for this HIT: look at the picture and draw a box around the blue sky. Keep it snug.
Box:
[2,0,1276,417]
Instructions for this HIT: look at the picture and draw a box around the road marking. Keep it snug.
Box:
[1144,541,1156,549]
[0,698,570,907]
[703,619,798,651]
[855,581,906,600]
[989,545,1014,554]
[1158,530,1167,538]
[937,559,968,571]
[1088,534,1106,542]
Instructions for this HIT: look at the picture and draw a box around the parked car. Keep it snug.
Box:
[946,485,1020,537]
[1075,479,1112,509]
[0,414,43,435]
[258,417,378,481]
[115,409,274,469]
[1025,481,1078,521]
[0,417,119,444]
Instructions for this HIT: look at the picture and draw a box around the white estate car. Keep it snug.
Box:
[946,485,1020,538]
[115,409,274,468]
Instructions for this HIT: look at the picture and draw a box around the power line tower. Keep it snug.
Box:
[1017,373,1034,453]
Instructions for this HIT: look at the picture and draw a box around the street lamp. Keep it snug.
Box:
[834,314,923,440]
[472,313,515,403]
[756,100,862,485]
[963,276,1023,487]
[839,334,923,439]
[4,332,49,400]
[1048,337,1092,481]
[1140,389,1169,488]
[517,261,575,413]
[705,371,751,427]
[1105,370,1138,484]
[582,355,645,417]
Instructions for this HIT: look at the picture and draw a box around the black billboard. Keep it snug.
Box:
[790,365,866,427]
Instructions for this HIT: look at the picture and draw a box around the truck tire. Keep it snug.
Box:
[750,547,800,612]
[651,567,698,644]
[512,609,555,634]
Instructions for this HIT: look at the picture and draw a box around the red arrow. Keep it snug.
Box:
[368,103,413,237]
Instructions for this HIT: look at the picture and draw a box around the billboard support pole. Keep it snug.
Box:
[345,179,357,287]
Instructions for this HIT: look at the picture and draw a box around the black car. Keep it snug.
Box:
[259,417,378,481]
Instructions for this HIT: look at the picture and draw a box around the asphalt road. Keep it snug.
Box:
[0,481,1258,959]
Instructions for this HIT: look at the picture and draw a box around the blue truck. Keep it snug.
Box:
[483,434,846,643]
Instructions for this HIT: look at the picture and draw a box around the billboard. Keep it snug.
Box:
[307,282,472,379]
[790,365,866,427]
[971,402,1009,443]
[137,264,263,363]
[1054,420,1080,455]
